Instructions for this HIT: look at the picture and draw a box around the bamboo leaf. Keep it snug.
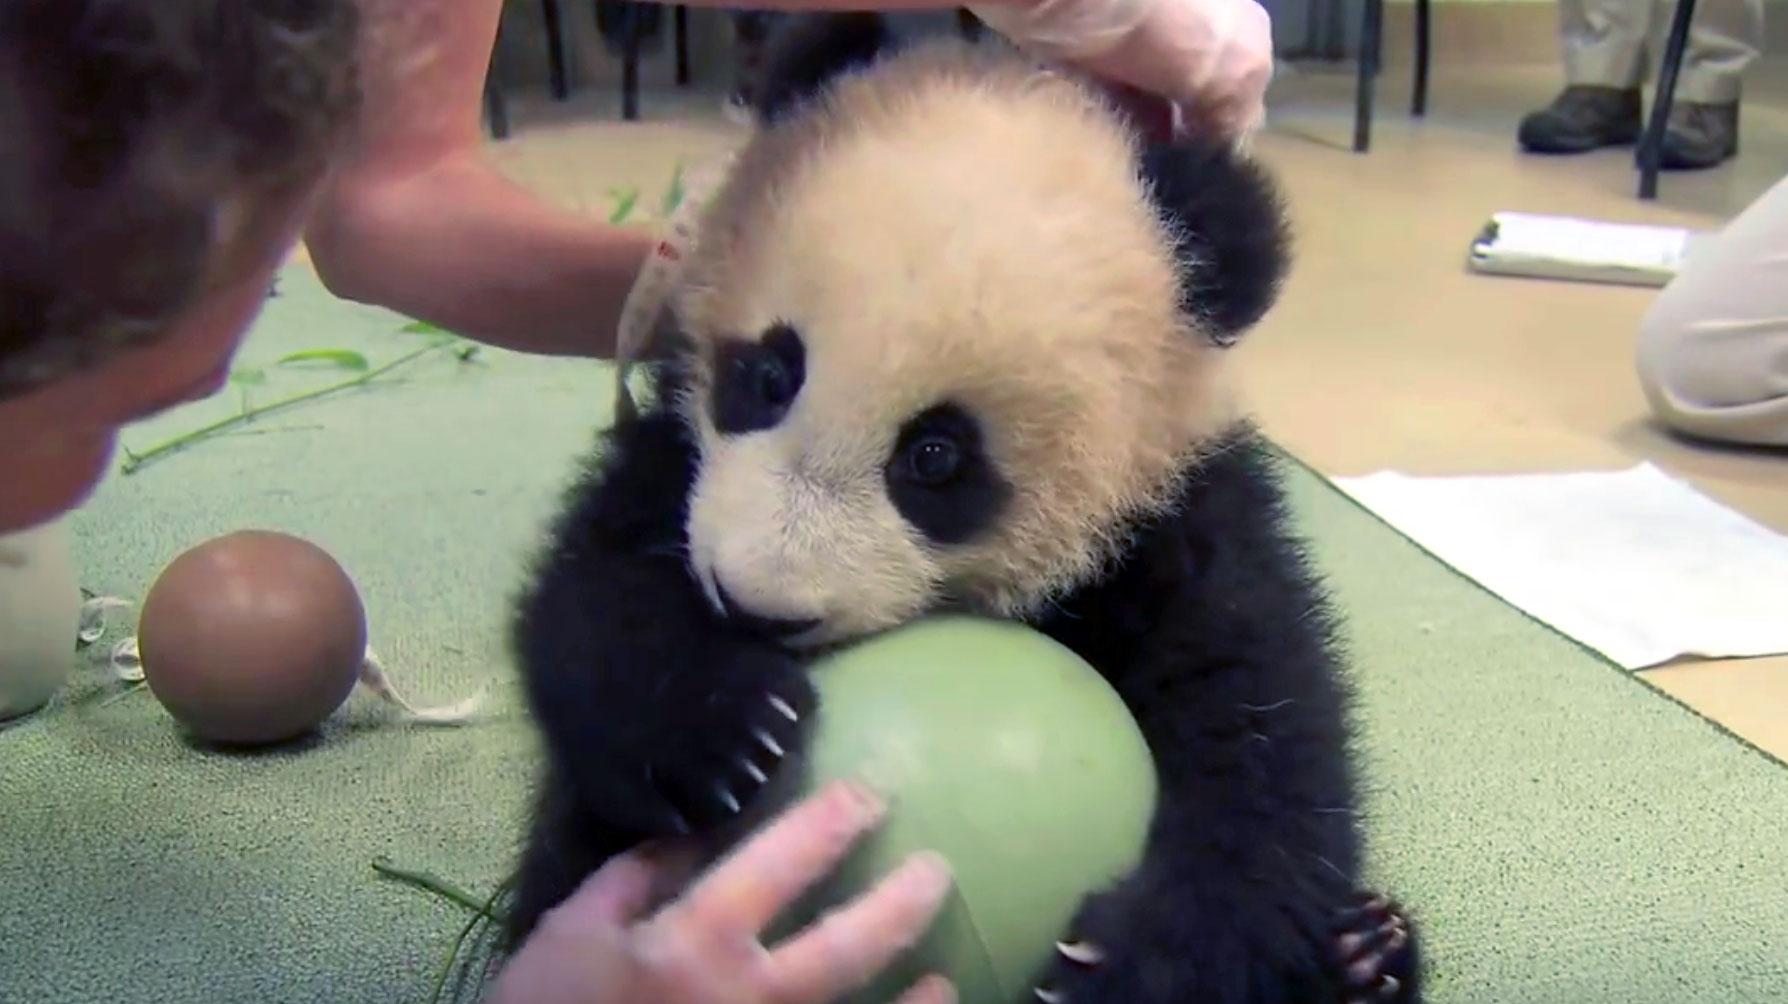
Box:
[121,340,456,476]
[609,186,640,224]
[660,161,687,216]
[277,349,370,372]
[228,367,266,385]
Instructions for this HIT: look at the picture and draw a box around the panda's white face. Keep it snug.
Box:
[671,43,1239,647]
[681,320,1023,646]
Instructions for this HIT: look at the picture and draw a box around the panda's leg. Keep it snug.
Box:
[1033,795,1422,1004]
[502,767,634,950]
[1031,609,1422,998]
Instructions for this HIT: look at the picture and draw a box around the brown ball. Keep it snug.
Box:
[138,530,366,747]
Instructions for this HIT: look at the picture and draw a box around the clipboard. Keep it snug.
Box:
[1467,211,1709,288]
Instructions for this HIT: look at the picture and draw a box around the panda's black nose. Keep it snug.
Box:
[713,582,821,638]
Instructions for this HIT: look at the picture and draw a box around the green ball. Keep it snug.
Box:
[769,615,1158,1004]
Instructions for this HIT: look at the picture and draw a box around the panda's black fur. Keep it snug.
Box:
[502,13,1421,1003]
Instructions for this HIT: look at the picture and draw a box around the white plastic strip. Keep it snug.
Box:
[358,645,486,726]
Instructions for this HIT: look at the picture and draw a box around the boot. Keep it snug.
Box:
[1517,85,1643,154]
[1647,100,1739,170]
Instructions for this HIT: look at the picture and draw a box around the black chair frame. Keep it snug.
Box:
[1349,0,1694,199]
[484,0,692,137]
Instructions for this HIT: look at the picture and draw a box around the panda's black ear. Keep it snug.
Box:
[1139,139,1292,345]
[755,12,899,125]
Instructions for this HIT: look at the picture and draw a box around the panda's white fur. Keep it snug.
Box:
[676,40,1234,645]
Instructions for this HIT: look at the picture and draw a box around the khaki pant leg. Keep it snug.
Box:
[1672,0,1764,103]
[1559,0,1763,103]
[1636,173,1788,446]
[1561,0,1652,89]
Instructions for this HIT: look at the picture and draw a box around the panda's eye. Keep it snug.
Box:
[752,353,795,408]
[904,436,960,485]
[711,324,806,435]
[886,403,1012,547]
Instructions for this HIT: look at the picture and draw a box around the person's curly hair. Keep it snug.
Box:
[0,0,361,402]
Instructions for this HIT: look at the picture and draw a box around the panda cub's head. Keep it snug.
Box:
[667,14,1289,648]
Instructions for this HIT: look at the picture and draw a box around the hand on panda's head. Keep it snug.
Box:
[748,11,1289,352]
[753,2,1269,141]
[969,0,1273,140]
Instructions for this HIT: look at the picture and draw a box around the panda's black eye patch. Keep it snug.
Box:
[886,403,1010,546]
[711,323,806,435]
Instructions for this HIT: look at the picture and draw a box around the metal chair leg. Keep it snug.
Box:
[674,6,690,86]
[957,8,985,41]
[484,62,510,139]
[1639,0,1698,199]
[622,48,640,120]
[541,0,570,100]
[1353,0,1384,152]
[1411,0,1431,116]
[620,7,642,121]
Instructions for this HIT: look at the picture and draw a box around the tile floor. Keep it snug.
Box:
[309,52,1788,762]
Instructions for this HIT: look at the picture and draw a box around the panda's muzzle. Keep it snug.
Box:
[711,580,821,640]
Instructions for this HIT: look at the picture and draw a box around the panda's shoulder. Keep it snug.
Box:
[1103,422,1330,618]
[1038,424,1325,631]
[1171,422,1298,537]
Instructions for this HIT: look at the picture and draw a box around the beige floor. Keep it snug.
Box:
[314,55,1788,762]
[1249,61,1788,765]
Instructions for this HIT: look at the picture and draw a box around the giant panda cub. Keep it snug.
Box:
[505,12,1421,1003]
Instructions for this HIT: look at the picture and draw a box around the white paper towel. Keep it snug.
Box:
[1330,463,1788,670]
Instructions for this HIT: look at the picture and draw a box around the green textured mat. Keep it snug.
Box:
[3,265,1786,1003]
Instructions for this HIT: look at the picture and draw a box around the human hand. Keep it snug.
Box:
[968,0,1274,139]
[485,779,957,1004]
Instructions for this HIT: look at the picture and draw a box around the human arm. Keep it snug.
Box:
[302,0,650,357]
[302,0,1271,358]
[301,0,1040,358]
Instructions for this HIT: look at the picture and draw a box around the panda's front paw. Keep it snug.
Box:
[644,647,815,834]
[1031,939,1109,1004]
[1335,890,1418,1003]
[1031,880,1422,1004]
[1029,887,1134,1004]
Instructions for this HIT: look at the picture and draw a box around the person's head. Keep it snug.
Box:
[0,0,360,534]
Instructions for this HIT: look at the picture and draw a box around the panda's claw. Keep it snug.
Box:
[1339,893,1391,920]
[621,651,809,837]
[1034,988,1064,1003]
[754,728,785,759]
[1338,916,1405,961]
[1344,975,1402,1003]
[1055,941,1104,966]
